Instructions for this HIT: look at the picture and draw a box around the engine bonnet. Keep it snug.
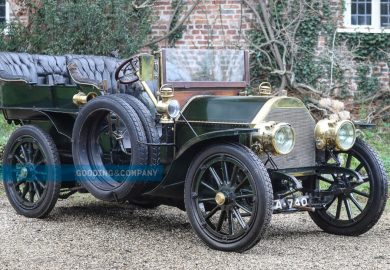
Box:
[179,95,308,125]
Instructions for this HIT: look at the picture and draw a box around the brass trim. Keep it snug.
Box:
[0,77,29,83]
[215,192,226,206]
[140,79,158,106]
[252,121,295,155]
[72,91,97,106]
[175,120,250,125]
[251,96,309,127]
[315,119,356,151]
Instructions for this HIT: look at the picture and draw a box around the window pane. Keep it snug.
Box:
[358,16,365,24]
[366,15,372,25]
[352,3,357,14]
[358,3,366,14]
[165,49,246,82]
[351,0,372,25]
[0,0,5,4]
[381,3,387,14]
[351,15,357,25]
[381,0,390,27]
[382,17,388,26]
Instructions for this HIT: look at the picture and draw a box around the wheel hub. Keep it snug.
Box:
[19,167,29,179]
[215,192,226,206]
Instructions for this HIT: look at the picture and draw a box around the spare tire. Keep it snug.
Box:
[116,94,162,203]
[116,94,160,165]
[72,95,148,201]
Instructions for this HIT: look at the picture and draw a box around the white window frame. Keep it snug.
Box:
[6,1,10,23]
[338,0,390,33]
[0,1,10,23]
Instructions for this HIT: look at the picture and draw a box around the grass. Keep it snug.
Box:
[360,126,390,177]
[0,117,15,148]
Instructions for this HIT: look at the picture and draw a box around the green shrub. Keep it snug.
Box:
[0,0,155,57]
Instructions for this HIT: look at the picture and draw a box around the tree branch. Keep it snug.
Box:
[142,0,201,47]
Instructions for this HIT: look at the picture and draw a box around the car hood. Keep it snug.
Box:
[178,95,306,125]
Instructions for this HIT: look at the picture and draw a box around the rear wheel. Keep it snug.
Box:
[2,125,61,218]
[72,95,148,201]
[184,143,273,252]
[309,138,388,235]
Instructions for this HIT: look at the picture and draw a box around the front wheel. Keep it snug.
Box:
[184,143,273,252]
[309,138,388,235]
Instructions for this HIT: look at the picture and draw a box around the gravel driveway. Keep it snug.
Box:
[0,185,389,270]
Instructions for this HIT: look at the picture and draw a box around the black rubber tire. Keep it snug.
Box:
[2,125,61,218]
[309,138,388,235]
[72,95,148,201]
[116,94,161,202]
[184,143,273,252]
[116,94,160,165]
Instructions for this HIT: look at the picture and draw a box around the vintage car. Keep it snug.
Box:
[0,49,388,252]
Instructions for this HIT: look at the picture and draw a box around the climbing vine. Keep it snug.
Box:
[337,33,390,61]
[356,64,380,97]
[246,0,336,92]
[168,0,186,47]
[244,0,389,121]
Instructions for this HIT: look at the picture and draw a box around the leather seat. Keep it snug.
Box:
[0,52,156,115]
[33,55,70,85]
[0,52,38,83]
[67,56,123,93]
[0,52,123,90]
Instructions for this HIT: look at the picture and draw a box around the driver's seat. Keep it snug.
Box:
[67,55,157,115]
[67,55,123,93]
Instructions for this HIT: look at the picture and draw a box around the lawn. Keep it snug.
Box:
[0,117,15,148]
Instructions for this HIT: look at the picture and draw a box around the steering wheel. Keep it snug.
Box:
[115,53,146,84]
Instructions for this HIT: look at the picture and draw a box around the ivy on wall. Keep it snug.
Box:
[248,0,389,108]
[248,0,336,91]
[337,33,390,98]
[356,64,380,97]
[0,0,155,57]
[337,33,390,61]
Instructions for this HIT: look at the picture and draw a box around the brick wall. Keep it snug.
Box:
[6,0,390,95]
[316,0,390,95]
[150,0,253,49]
[8,0,28,24]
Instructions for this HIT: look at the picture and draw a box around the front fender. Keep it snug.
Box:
[144,128,256,201]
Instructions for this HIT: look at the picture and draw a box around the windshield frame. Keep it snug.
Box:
[160,49,250,89]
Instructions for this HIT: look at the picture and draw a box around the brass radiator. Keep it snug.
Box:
[262,107,316,169]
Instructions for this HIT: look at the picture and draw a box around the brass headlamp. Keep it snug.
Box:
[156,85,181,124]
[315,119,356,151]
[252,121,295,155]
[137,54,181,124]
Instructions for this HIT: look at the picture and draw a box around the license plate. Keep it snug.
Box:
[273,196,309,211]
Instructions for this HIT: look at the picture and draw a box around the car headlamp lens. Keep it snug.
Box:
[167,99,180,118]
[336,121,356,150]
[273,124,295,155]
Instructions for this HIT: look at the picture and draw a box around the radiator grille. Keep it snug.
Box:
[261,107,316,169]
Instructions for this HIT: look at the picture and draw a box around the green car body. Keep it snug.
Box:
[0,49,387,252]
